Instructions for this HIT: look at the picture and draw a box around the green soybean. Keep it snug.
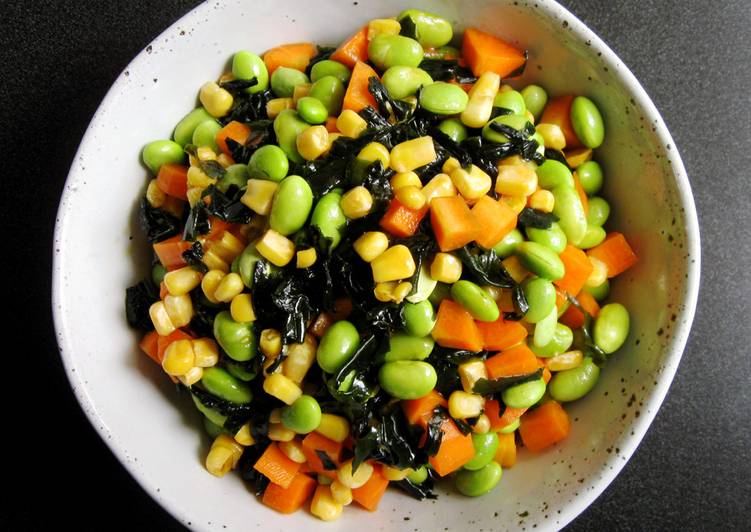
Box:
[224,360,257,382]
[570,96,605,148]
[451,280,500,322]
[522,278,557,323]
[526,222,568,254]
[552,185,588,246]
[577,161,603,195]
[455,461,502,497]
[530,323,573,358]
[273,109,308,163]
[201,367,253,404]
[532,131,546,155]
[579,224,607,249]
[533,306,558,347]
[310,190,346,248]
[482,114,531,144]
[248,144,289,182]
[310,59,351,85]
[151,263,167,286]
[202,416,226,439]
[464,432,500,471]
[515,241,565,281]
[583,279,610,301]
[192,395,227,427]
[549,357,600,402]
[536,159,574,189]
[269,175,313,235]
[378,361,437,400]
[498,418,520,434]
[423,45,460,60]
[593,303,630,354]
[192,120,222,152]
[407,465,429,484]
[403,300,436,337]
[218,164,248,192]
[317,320,360,373]
[502,378,547,408]
[587,196,610,226]
[232,51,269,93]
[142,140,185,174]
[281,395,322,434]
[492,228,524,258]
[270,66,309,98]
[383,333,435,362]
[398,9,453,48]
[309,75,346,116]
[368,34,424,70]
[521,84,548,120]
[419,82,469,115]
[428,282,452,306]
[213,310,256,362]
[234,244,263,288]
[173,107,214,147]
[493,90,526,115]
[437,118,468,143]
[382,66,433,100]
[296,96,328,124]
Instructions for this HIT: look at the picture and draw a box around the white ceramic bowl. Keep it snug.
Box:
[52,0,700,530]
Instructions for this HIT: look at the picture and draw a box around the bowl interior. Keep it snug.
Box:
[53,0,699,530]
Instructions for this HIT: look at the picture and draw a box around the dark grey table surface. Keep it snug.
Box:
[4,0,750,530]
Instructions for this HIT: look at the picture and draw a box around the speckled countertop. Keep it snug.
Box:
[4,0,750,529]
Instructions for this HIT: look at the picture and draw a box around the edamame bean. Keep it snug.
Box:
[593,303,630,354]
[151,263,167,286]
[281,395,322,434]
[428,282,451,306]
[493,90,526,115]
[407,465,429,484]
[402,300,436,337]
[142,140,185,174]
[192,395,227,427]
[583,279,610,301]
[296,96,328,124]
[498,418,520,434]
[579,224,607,249]
[173,107,214,147]
[464,432,500,471]
[247,144,289,182]
[309,75,346,116]
[521,84,548,120]
[515,241,565,281]
[317,321,360,373]
[310,190,346,248]
[273,109,308,163]
[383,333,435,362]
[397,9,453,48]
[549,357,600,402]
[522,278,556,323]
[451,280,500,322]
[492,228,524,258]
[525,222,568,254]
[423,45,460,60]
[552,185,588,246]
[482,114,532,144]
[368,34,424,70]
[234,244,262,288]
[382,66,433,100]
[532,131,546,155]
[570,96,605,148]
[533,306,558,347]
[536,159,574,189]
[201,367,253,404]
[192,120,222,152]
[224,360,257,382]
[213,310,257,362]
[232,51,269,93]
[378,361,437,400]
[587,196,610,226]
[530,323,573,357]
[310,60,351,85]
[437,118,468,143]
[203,416,226,439]
[218,164,248,192]
[455,461,502,497]
[501,378,546,408]
[270,66,309,98]
[576,161,603,195]
[419,82,469,115]
[269,175,313,235]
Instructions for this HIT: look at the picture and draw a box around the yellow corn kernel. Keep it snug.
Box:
[390,171,421,190]
[196,146,217,162]
[353,231,389,263]
[421,173,457,204]
[216,153,234,168]
[310,312,333,338]
[495,165,538,197]
[149,301,176,336]
[234,422,255,446]
[230,293,256,323]
[461,72,501,128]
[357,142,390,167]
[367,18,401,40]
[499,194,527,214]
[325,133,342,154]
[292,83,312,105]
[178,365,203,386]
[268,423,296,442]
[192,338,219,367]
[498,154,538,169]
[499,83,513,93]
[146,179,166,208]
[213,433,245,456]
[213,272,244,303]
[526,110,536,125]
[565,147,593,168]
[374,281,397,302]
[392,281,412,303]
[202,248,230,272]
[536,123,566,151]
[337,459,374,489]
[430,252,462,283]
[199,81,234,118]
[450,165,492,202]
[186,187,204,208]
[448,390,485,419]
[256,229,296,266]
[395,185,426,210]
[473,414,491,434]
[371,244,416,283]
[218,72,235,84]
[336,109,368,138]
[213,232,245,263]
[340,186,373,219]
[458,359,488,393]
[269,408,283,424]
[296,248,317,268]
[162,339,195,376]
[164,266,202,296]
[263,373,302,405]
[548,350,584,372]
[330,480,353,505]
[442,157,461,174]
[390,136,436,173]
[529,189,555,213]
[283,334,318,383]
[201,269,225,303]
[586,256,609,287]
[163,294,193,328]
[260,329,282,358]
[502,255,529,283]
[316,413,351,443]
[279,440,307,463]
[382,465,410,481]
[266,97,294,118]
[297,125,330,161]
[482,285,503,303]
[311,486,344,522]
[205,445,236,477]
[241,179,278,215]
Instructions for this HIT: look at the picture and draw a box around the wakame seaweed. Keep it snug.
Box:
[472,368,544,395]
[456,245,515,288]
[221,89,273,126]
[182,201,211,242]
[418,58,477,84]
[203,184,254,224]
[182,241,208,273]
[125,278,159,330]
[565,292,609,365]
[517,207,559,230]
[316,450,338,471]
[305,45,336,76]
[138,198,181,243]
[395,478,438,501]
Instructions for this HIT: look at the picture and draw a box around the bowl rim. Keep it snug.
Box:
[51,0,701,529]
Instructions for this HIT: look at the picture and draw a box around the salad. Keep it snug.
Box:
[126,8,638,522]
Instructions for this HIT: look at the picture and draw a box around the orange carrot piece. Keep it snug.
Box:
[542,366,552,384]
[139,331,160,364]
[262,472,317,514]
[494,432,517,468]
[484,399,527,431]
[352,464,389,511]
[587,232,638,278]
[216,121,251,157]
[519,401,571,452]
[342,61,379,113]
[540,95,582,149]
[430,196,480,252]
[324,116,339,133]
[301,432,343,477]
[475,317,528,351]
[573,173,589,215]
[402,390,447,427]
[470,196,518,248]
[156,329,194,363]
[428,418,476,476]
[330,25,369,69]
[379,198,428,238]
[484,343,540,380]
[153,235,191,270]
[254,443,302,489]
[559,290,601,329]
[554,245,593,297]
[156,163,189,200]
[461,27,527,78]
[431,299,484,352]
[263,42,317,75]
